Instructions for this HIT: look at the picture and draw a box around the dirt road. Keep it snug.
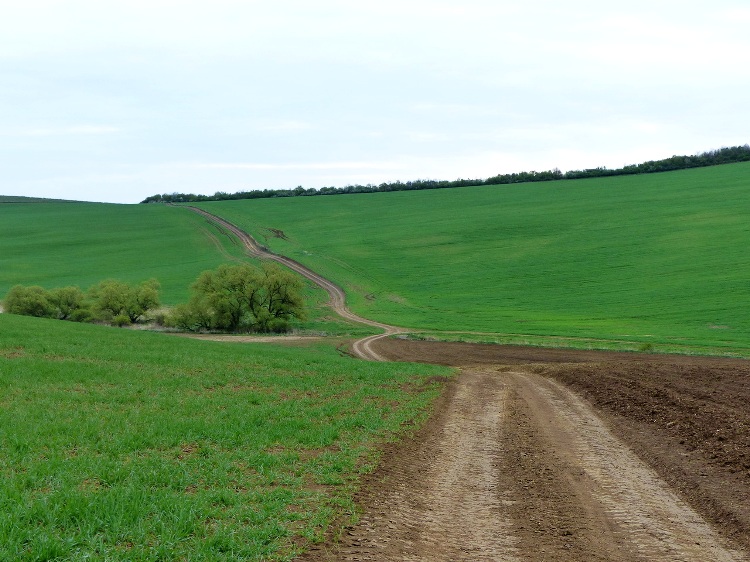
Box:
[186,208,749,560]
[308,339,749,561]
[302,361,748,561]
[186,206,404,360]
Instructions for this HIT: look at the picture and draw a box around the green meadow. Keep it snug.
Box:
[193,162,750,354]
[1,159,749,559]
[0,201,248,305]
[0,200,366,334]
[0,314,449,560]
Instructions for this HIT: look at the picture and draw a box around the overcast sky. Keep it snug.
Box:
[1,1,749,204]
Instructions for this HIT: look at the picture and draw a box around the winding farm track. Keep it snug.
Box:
[186,206,404,360]
[187,206,749,561]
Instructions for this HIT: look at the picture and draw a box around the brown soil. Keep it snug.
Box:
[300,340,750,561]
[170,333,325,344]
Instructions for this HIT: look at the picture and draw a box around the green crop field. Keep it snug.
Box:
[0,201,250,305]
[0,201,363,334]
[192,162,750,355]
[2,160,749,559]
[0,314,449,560]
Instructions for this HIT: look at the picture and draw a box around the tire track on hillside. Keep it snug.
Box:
[185,206,404,359]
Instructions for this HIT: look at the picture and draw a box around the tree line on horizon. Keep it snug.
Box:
[141,145,750,204]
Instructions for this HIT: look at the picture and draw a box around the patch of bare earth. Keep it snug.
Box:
[300,368,519,561]
[298,340,749,561]
[171,334,325,344]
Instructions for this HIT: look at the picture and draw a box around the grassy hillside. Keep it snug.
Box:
[0,314,449,560]
[1,196,70,203]
[192,162,750,354]
[0,201,250,304]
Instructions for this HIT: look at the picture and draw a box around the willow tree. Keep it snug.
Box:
[173,263,306,333]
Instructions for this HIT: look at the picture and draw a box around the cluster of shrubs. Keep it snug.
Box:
[170,263,306,334]
[3,263,307,334]
[3,279,160,327]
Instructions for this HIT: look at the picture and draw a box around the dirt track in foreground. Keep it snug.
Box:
[301,341,750,561]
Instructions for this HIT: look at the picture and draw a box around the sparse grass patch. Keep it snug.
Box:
[0,314,450,560]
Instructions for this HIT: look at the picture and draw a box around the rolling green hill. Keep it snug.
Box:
[192,162,750,354]
[3,162,750,354]
[1,160,748,558]
[0,201,249,304]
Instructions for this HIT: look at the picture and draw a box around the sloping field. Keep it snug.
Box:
[0,314,449,560]
[0,201,248,304]
[191,162,750,354]
[2,178,749,559]
[0,196,69,203]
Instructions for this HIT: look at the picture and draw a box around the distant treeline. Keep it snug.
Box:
[141,145,750,204]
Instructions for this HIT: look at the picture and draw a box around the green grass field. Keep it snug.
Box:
[0,201,366,334]
[192,162,750,354]
[2,161,749,559]
[0,314,449,560]
[0,201,250,305]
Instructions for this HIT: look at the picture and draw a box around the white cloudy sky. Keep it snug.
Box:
[1,0,749,204]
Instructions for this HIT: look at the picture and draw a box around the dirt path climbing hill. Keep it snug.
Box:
[186,206,403,360]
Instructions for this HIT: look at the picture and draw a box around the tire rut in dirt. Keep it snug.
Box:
[537,360,750,550]
[496,369,637,561]
[299,369,519,561]
[513,371,747,561]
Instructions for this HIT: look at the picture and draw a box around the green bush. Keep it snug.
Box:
[89,279,160,323]
[3,285,55,318]
[112,314,131,327]
[3,280,159,327]
[174,263,306,333]
[168,302,213,332]
[48,286,87,320]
